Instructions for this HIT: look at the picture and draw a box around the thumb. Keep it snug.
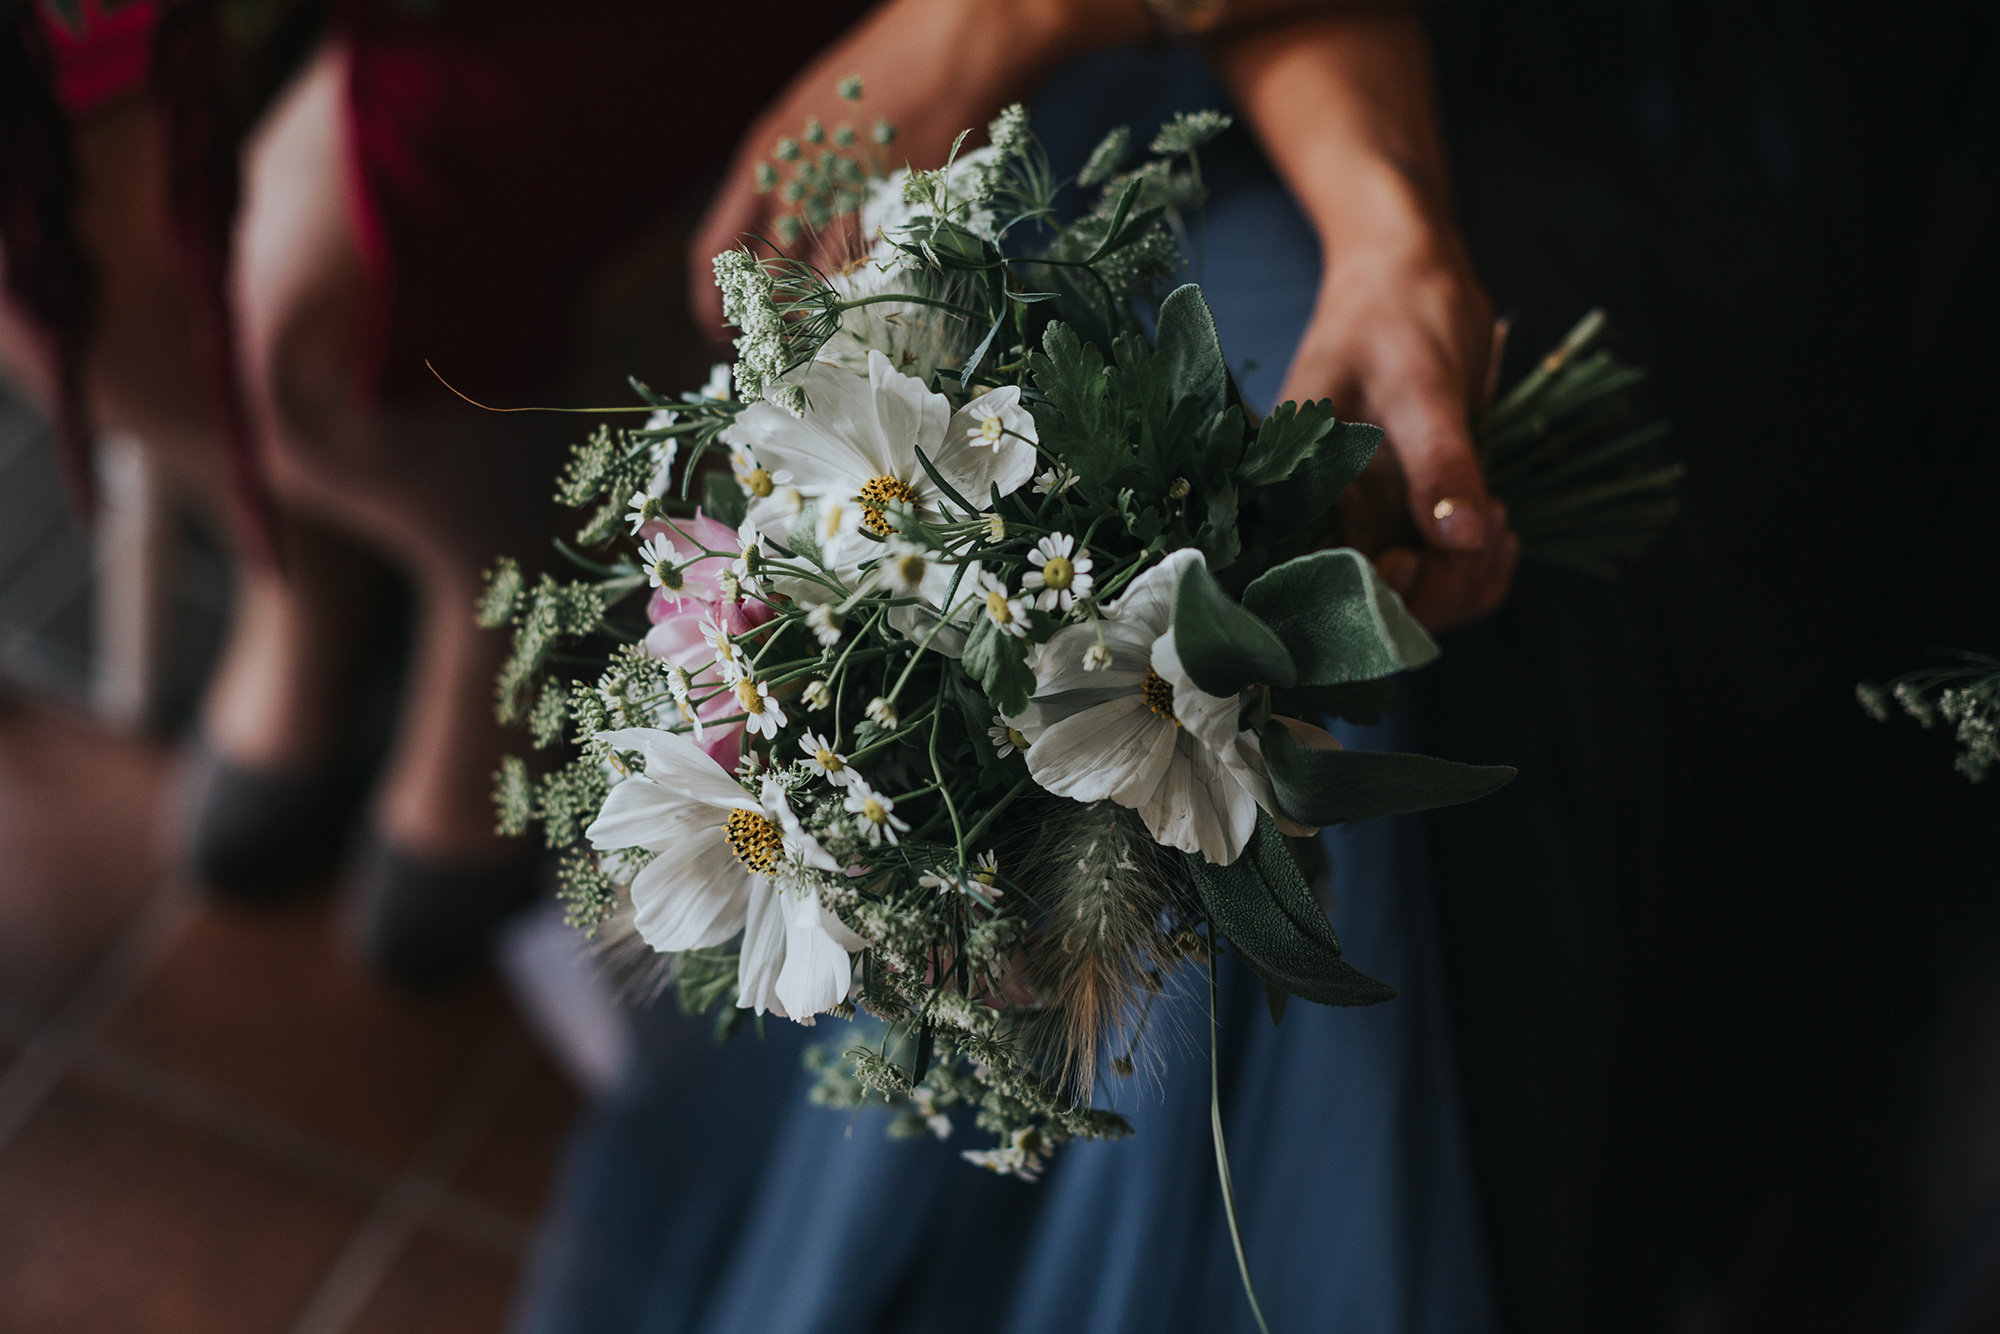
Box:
[1374,387,1498,553]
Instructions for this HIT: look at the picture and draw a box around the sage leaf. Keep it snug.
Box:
[1243,549,1437,685]
[1260,721,1515,827]
[1172,556,1295,696]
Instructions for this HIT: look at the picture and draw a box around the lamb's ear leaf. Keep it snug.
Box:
[1154,284,1228,418]
[1261,421,1383,533]
[1187,812,1395,1008]
[962,616,1035,717]
[1172,557,1296,695]
[1243,548,1437,685]
[1260,721,1515,827]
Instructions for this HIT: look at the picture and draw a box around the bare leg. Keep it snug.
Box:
[0,92,380,774]
[235,43,567,864]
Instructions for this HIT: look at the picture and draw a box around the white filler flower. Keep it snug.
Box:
[585,729,862,1020]
[722,350,1037,575]
[1009,548,1273,866]
[1022,532,1094,612]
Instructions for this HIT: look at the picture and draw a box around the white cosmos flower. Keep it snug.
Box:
[1022,533,1094,612]
[798,730,857,787]
[722,350,1037,576]
[1009,548,1274,866]
[585,728,861,1020]
[843,781,910,846]
[732,676,786,739]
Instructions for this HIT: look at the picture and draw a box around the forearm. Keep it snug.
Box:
[1207,14,1456,256]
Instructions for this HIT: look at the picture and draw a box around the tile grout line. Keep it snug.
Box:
[0,875,198,1153]
[288,1021,535,1334]
[69,1038,536,1260]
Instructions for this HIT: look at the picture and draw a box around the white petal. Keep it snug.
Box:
[1104,547,1202,641]
[629,830,752,950]
[863,350,952,484]
[1027,695,1178,806]
[721,391,876,499]
[1029,624,1148,699]
[735,882,790,1017]
[775,891,853,1019]
[937,385,1039,507]
[1153,630,1245,756]
[584,775,687,852]
[1137,731,1259,865]
[597,727,756,813]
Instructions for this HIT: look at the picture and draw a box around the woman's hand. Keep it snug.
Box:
[1216,14,1516,632]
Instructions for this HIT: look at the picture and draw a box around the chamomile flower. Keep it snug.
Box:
[733,676,787,740]
[1022,533,1093,612]
[626,490,666,535]
[802,679,833,711]
[638,534,686,593]
[700,611,744,681]
[866,697,898,728]
[805,603,844,648]
[978,571,1029,639]
[969,849,1000,888]
[1082,644,1113,672]
[984,514,1007,541]
[965,408,1007,451]
[988,715,1028,757]
[702,363,733,400]
[664,666,703,738]
[732,519,767,595]
[798,730,857,787]
[1032,465,1076,496]
[963,1125,1049,1181]
[878,538,932,596]
[732,448,792,504]
[843,782,909,846]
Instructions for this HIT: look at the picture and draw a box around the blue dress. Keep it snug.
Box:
[512,50,1499,1334]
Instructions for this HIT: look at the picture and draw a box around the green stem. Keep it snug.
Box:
[1208,929,1273,1334]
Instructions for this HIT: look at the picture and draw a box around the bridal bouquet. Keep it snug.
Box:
[482,96,1546,1182]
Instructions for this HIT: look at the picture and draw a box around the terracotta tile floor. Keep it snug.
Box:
[0,697,583,1333]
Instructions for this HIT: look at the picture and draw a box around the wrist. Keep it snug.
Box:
[1006,0,1156,71]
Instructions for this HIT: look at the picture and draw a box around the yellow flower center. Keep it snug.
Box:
[973,865,998,886]
[1006,726,1028,751]
[860,796,888,824]
[735,679,765,714]
[857,474,920,536]
[656,562,683,591]
[985,589,1016,624]
[725,808,784,873]
[894,552,927,584]
[977,414,1003,443]
[1141,669,1178,723]
[816,747,844,773]
[1040,555,1074,591]
[746,467,775,498]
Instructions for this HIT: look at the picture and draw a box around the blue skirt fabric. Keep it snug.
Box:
[512,50,1498,1334]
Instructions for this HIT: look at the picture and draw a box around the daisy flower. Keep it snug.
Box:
[978,571,1029,639]
[805,603,844,648]
[585,728,859,1020]
[626,489,665,536]
[1022,533,1094,612]
[731,519,766,596]
[638,534,686,593]
[801,679,833,711]
[798,730,857,787]
[731,448,793,505]
[702,362,733,400]
[866,697,899,728]
[965,408,1007,450]
[987,715,1028,757]
[721,350,1038,574]
[843,781,910,846]
[700,611,745,683]
[733,676,787,739]
[1032,465,1076,497]
[1082,643,1113,672]
[1008,548,1274,866]
[878,538,932,596]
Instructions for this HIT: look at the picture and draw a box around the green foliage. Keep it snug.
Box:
[1242,549,1437,686]
[1153,285,1228,419]
[1259,722,1515,827]
[961,616,1036,718]
[1187,812,1396,1008]
[1170,557,1295,696]
[1480,309,1681,573]
[476,557,524,629]
[555,849,619,932]
[702,471,749,528]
